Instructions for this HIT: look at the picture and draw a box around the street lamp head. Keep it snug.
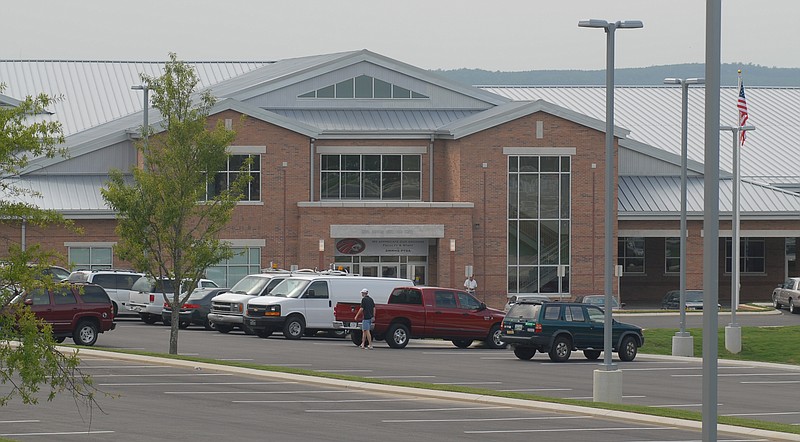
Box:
[618,20,643,29]
[663,78,682,85]
[664,77,705,86]
[579,19,642,29]
[131,85,144,90]
[578,19,609,28]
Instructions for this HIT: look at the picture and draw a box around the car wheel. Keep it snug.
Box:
[112,302,119,317]
[451,339,473,349]
[178,320,191,329]
[790,299,798,314]
[548,335,572,362]
[73,320,99,346]
[256,328,273,338]
[203,319,216,331]
[350,330,363,346]
[513,346,536,360]
[241,322,256,335]
[584,350,601,360]
[282,315,305,340]
[54,336,66,344]
[215,324,234,334]
[618,336,638,361]
[141,314,158,325]
[387,323,410,349]
[485,324,506,349]
[328,329,347,338]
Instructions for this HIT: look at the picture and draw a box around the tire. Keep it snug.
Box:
[141,314,158,325]
[513,346,536,360]
[350,330,363,346]
[484,324,506,349]
[112,302,119,317]
[73,320,99,346]
[618,335,638,362]
[452,339,474,349]
[203,319,215,331]
[215,324,234,334]
[791,299,798,314]
[178,320,190,329]
[773,294,781,310]
[386,323,410,349]
[328,329,347,338]
[54,336,66,343]
[548,335,572,362]
[241,322,256,335]
[256,328,273,338]
[584,350,602,360]
[282,315,305,340]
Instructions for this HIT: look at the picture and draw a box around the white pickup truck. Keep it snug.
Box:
[207,272,291,334]
[128,276,218,324]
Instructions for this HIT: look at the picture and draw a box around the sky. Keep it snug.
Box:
[3,0,798,71]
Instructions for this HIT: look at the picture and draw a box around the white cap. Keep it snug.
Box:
[360,288,369,294]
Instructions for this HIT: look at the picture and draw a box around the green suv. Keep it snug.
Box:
[500,300,644,362]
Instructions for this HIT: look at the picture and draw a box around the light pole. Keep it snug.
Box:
[449,239,456,288]
[318,239,325,271]
[131,84,150,167]
[664,77,704,357]
[721,123,754,354]
[579,18,642,404]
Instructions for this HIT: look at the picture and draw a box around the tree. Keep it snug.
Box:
[102,53,249,355]
[0,84,97,408]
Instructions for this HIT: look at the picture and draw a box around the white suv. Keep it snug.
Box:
[66,269,144,316]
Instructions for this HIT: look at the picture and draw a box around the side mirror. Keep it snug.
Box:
[621,302,627,308]
[479,302,487,311]
[24,298,33,306]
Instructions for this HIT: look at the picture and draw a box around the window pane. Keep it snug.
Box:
[229,248,247,265]
[540,220,559,265]
[403,155,420,171]
[519,267,538,293]
[382,172,401,199]
[539,174,559,219]
[540,157,559,172]
[520,157,538,172]
[355,75,372,98]
[401,172,420,200]
[298,91,315,98]
[518,220,538,265]
[362,155,381,170]
[411,91,428,98]
[392,85,411,98]
[342,172,360,199]
[561,156,570,172]
[249,173,260,201]
[374,79,391,98]
[343,155,360,171]
[249,248,260,264]
[249,155,260,171]
[518,175,538,219]
[321,172,340,199]
[70,248,90,266]
[560,174,570,218]
[508,220,518,265]
[92,248,112,265]
[539,266,559,293]
[335,79,354,98]
[362,172,381,198]
[229,154,245,171]
[508,174,518,218]
[317,85,334,98]
[560,220,570,265]
[322,155,340,171]
[382,155,401,171]
[509,156,518,172]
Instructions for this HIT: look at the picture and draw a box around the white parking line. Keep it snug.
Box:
[383,415,586,423]
[740,380,800,384]
[306,406,509,413]
[722,411,800,417]
[650,403,722,408]
[235,398,421,404]
[98,381,296,386]
[369,376,437,379]
[626,366,755,372]
[0,420,40,424]
[0,431,115,437]
[315,369,373,373]
[165,390,356,395]
[498,388,572,392]
[78,373,232,378]
[80,365,163,369]
[566,395,646,400]
[465,426,675,434]
[673,372,797,378]
[432,382,502,385]
[217,358,254,361]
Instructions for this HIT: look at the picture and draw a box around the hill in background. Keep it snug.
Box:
[432,63,800,87]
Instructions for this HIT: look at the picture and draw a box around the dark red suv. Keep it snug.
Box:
[22,283,116,346]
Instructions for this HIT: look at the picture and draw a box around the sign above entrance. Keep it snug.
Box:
[335,238,428,256]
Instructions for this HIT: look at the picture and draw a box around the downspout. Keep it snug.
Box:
[428,134,434,201]
[310,138,316,201]
[21,218,26,251]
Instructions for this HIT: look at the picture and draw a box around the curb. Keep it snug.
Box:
[71,347,800,441]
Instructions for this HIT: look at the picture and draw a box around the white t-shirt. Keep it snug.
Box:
[464,278,477,291]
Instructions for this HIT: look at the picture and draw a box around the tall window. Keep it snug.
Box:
[725,238,765,273]
[205,154,261,202]
[69,246,112,270]
[205,247,261,287]
[507,156,571,295]
[298,75,428,99]
[618,237,646,274]
[321,154,421,200]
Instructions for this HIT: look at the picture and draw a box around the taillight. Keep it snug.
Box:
[149,294,155,303]
[182,303,200,309]
[163,302,169,308]
[534,323,542,333]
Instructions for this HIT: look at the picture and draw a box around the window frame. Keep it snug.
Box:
[725,237,766,274]
[320,154,422,201]
[204,153,261,203]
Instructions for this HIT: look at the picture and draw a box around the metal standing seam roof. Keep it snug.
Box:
[481,86,800,184]
[618,176,800,217]
[3,175,118,216]
[0,60,271,136]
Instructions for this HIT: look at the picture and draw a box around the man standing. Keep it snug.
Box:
[354,288,375,349]
[464,275,477,295]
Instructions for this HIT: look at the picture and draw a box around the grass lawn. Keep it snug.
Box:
[643,325,800,365]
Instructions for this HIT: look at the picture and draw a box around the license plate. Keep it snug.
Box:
[506,330,514,335]
[514,324,523,330]
[348,322,358,328]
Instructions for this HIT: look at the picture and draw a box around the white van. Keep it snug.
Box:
[244,275,413,339]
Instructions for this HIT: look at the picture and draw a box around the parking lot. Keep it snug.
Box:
[0,353,789,441]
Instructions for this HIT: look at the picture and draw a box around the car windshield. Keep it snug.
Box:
[268,279,309,298]
[506,303,541,319]
[584,296,619,307]
[187,289,217,301]
[229,275,270,295]
[686,291,704,302]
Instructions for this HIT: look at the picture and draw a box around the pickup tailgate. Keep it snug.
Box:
[332,302,362,329]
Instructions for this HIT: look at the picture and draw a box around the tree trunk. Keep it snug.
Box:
[169,296,180,354]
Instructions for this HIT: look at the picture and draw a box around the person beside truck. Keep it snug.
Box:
[354,288,375,349]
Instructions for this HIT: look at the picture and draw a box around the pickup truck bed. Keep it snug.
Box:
[333,286,506,349]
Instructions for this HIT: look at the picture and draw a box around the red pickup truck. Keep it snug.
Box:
[333,286,506,349]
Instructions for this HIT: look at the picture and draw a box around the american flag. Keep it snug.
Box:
[737,78,749,145]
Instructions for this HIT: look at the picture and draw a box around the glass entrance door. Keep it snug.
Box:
[407,264,426,285]
[361,265,379,277]
[380,264,399,278]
